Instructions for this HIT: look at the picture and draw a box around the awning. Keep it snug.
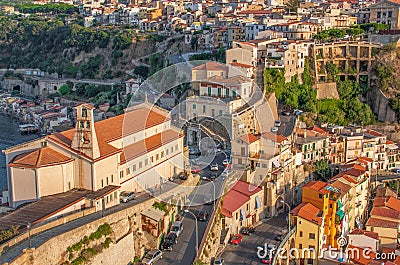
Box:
[272,160,280,168]
[240,208,246,221]
[255,196,261,209]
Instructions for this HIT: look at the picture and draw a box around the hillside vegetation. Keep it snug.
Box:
[373,44,400,120]
[265,60,376,126]
[0,14,163,79]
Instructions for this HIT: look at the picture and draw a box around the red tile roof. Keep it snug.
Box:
[386,197,400,212]
[330,179,352,197]
[261,132,287,144]
[121,129,183,164]
[9,147,74,168]
[230,180,262,197]
[394,256,400,265]
[366,217,400,229]
[229,62,252,68]
[365,129,384,137]
[221,189,250,218]
[348,245,376,265]
[291,202,323,225]
[222,180,262,218]
[48,106,169,160]
[370,207,400,220]
[349,229,379,240]
[239,133,259,144]
[303,181,329,194]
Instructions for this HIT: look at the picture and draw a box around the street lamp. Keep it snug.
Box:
[27,222,31,248]
[184,209,199,256]
[280,200,291,232]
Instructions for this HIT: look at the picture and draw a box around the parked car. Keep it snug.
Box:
[171,221,183,237]
[241,227,250,235]
[223,159,230,166]
[230,234,243,245]
[191,165,201,173]
[210,164,219,171]
[271,127,278,132]
[162,232,177,251]
[274,235,283,241]
[275,120,281,127]
[197,210,208,221]
[142,249,163,264]
[189,147,200,155]
[204,194,213,205]
[213,257,224,264]
[282,111,291,116]
[120,191,135,203]
[392,168,400,173]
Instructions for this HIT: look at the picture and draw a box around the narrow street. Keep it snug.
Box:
[221,214,287,265]
[158,152,227,265]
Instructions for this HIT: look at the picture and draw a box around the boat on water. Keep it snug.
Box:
[19,124,39,135]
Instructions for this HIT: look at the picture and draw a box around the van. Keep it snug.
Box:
[171,221,183,237]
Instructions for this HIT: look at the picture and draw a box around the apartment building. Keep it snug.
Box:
[368,0,400,30]
[290,202,325,261]
[269,21,322,41]
[264,40,313,82]
[295,128,330,164]
[232,131,296,218]
[227,23,247,45]
[221,180,264,234]
[4,103,185,208]
[302,181,342,248]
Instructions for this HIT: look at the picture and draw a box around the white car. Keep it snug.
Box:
[210,164,219,171]
[271,127,278,132]
[223,159,229,166]
[142,249,163,264]
[120,191,135,203]
[171,221,183,237]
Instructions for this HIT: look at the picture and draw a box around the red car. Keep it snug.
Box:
[230,234,243,245]
[191,165,201,173]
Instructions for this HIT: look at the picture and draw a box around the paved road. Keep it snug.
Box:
[159,152,228,265]
[221,214,287,265]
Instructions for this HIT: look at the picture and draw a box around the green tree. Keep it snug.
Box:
[133,65,149,79]
[58,84,71,95]
[345,98,375,125]
[337,80,360,101]
[325,62,339,82]
[314,160,330,181]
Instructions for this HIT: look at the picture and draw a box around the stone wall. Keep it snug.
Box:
[315,82,339,99]
[368,87,397,122]
[5,175,200,265]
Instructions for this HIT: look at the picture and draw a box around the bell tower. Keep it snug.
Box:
[72,103,100,189]
[72,103,100,159]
